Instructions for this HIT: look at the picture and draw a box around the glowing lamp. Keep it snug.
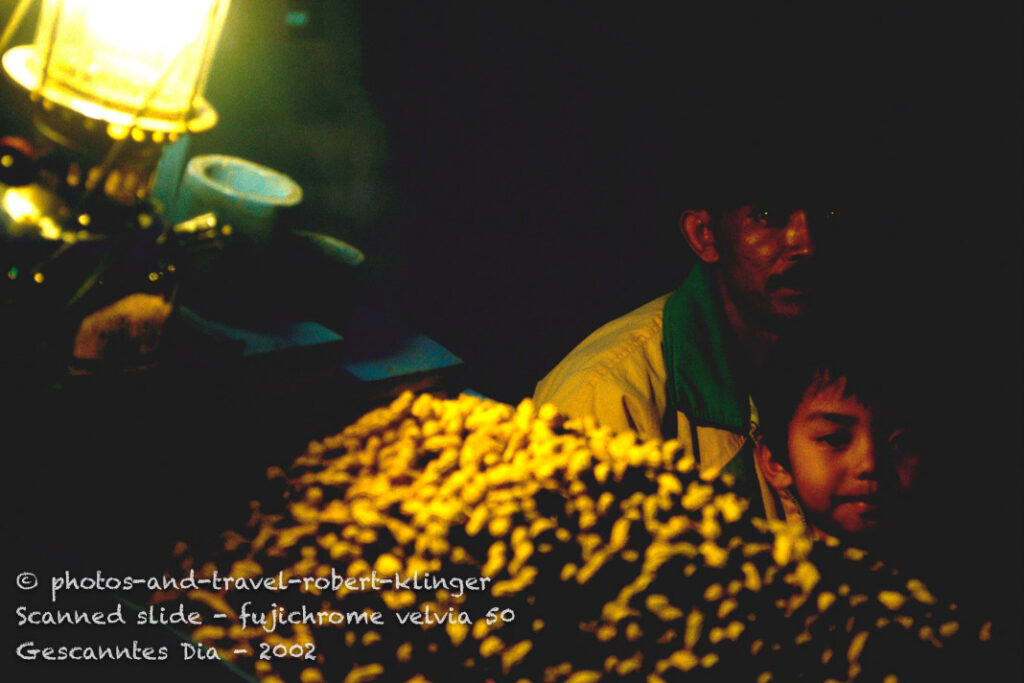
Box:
[3,0,231,135]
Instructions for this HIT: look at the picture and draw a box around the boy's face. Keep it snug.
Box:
[784,378,920,537]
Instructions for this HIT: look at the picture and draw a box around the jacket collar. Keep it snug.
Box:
[661,262,750,433]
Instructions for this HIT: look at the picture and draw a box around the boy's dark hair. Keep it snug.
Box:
[752,324,925,468]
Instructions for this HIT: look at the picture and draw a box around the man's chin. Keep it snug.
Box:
[761,301,811,330]
[769,290,813,319]
[735,290,813,331]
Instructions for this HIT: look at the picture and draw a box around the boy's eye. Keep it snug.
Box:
[817,432,852,449]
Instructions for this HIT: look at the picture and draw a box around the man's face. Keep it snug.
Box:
[785,378,920,537]
[715,206,822,325]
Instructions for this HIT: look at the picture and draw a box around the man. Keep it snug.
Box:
[534,202,834,517]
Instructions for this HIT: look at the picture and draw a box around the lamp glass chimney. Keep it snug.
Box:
[19,0,230,131]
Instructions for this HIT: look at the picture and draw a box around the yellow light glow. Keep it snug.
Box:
[81,0,212,63]
[42,0,223,114]
[38,216,62,240]
[1,187,42,223]
[3,0,230,132]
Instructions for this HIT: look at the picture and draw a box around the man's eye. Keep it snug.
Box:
[815,209,841,229]
[817,432,852,449]
[751,207,791,228]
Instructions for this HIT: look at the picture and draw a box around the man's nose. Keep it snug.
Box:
[784,210,815,257]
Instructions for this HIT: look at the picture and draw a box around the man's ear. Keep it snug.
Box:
[679,210,719,263]
[755,440,794,491]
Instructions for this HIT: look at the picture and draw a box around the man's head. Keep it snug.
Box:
[753,340,923,539]
[680,205,834,328]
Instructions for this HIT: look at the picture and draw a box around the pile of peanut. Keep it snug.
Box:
[159,392,991,682]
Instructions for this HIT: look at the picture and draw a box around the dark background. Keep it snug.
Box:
[4,0,1021,679]
[163,0,1020,408]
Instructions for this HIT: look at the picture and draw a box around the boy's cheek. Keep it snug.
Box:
[791,458,841,515]
[792,479,831,517]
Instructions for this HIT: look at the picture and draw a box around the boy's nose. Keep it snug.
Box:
[851,438,878,479]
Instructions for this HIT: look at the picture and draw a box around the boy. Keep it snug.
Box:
[752,335,925,540]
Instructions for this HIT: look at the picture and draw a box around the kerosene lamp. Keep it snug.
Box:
[0,0,232,381]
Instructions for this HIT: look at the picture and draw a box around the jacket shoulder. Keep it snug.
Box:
[533,295,670,438]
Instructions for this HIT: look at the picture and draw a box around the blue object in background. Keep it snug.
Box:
[340,304,461,383]
[175,154,303,245]
[150,135,192,222]
[176,305,342,358]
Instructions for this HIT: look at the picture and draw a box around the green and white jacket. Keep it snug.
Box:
[534,263,797,523]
